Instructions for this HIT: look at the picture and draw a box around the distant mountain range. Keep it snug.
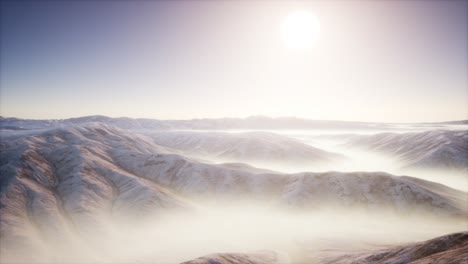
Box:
[2,115,467,131]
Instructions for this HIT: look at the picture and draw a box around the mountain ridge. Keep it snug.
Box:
[2,115,467,131]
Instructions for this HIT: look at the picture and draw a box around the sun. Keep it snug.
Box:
[281,10,320,50]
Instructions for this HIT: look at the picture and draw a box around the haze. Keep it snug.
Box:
[1,1,467,263]
[3,205,466,263]
[1,116,467,263]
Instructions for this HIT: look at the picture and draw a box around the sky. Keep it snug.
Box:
[1,0,467,122]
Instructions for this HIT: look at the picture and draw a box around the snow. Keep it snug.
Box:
[345,130,468,170]
[1,118,467,263]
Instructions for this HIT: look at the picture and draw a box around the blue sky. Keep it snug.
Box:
[1,0,467,122]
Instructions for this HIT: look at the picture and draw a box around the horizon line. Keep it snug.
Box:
[1,114,467,125]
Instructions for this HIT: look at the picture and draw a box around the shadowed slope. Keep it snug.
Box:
[323,232,468,264]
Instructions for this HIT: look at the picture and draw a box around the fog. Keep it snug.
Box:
[2,204,466,264]
[299,134,468,192]
[293,133,468,192]
[1,125,466,263]
[187,129,467,192]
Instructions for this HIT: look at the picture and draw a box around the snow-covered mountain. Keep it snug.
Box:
[2,115,467,131]
[323,231,468,264]
[148,131,343,170]
[0,116,169,130]
[0,124,192,259]
[1,121,467,263]
[183,232,468,264]
[1,123,465,235]
[345,130,468,170]
[181,251,283,264]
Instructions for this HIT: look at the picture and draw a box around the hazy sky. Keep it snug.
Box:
[1,0,467,122]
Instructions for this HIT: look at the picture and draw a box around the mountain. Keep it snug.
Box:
[181,251,283,264]
[1,124,465,233]
[3,115,467,131]
[345,130,468,170]
[323,232,468,264]
[0,116,169,130]
[148,130,343,170]
[182,232,468,264]
[1,122,467,263]
[0,123,192,261]
[2,123,466,211]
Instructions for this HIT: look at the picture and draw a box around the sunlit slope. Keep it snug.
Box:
[346,130,468,170]
[0,124,192,258]
[1,124,466,227]
[148,130,344,171]
[1,122,467,263]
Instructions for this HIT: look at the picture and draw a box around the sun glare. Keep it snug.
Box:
[281,10,320,50]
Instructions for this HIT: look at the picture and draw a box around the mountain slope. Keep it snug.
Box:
[0,124,192,261]
[346,130,468,170]
[323,232,468,264]
[2,124,466,216]
[1,123,467,263]
[181,251,283,264]
[182,232,468,264]
[148,131,343,171]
